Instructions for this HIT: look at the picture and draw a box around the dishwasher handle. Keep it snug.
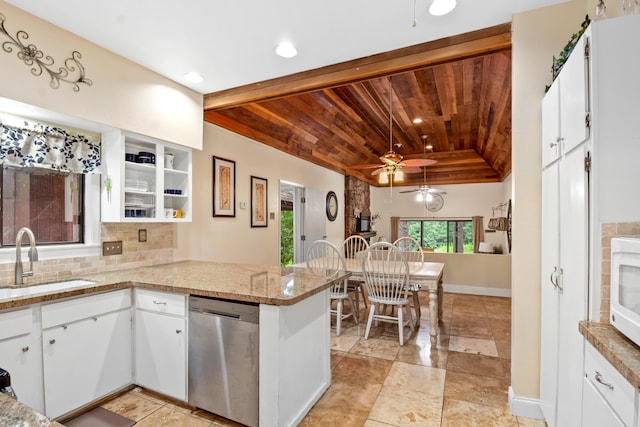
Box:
[190,307,241,320]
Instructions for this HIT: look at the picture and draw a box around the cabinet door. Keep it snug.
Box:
[542,81,561,167]
[582,378,625,427]
[539,163,560,426]
[135,310,186,401]
[0,333,43,412]
[556,145,589,427]
[43,309,132,418]
[559,34,590,154]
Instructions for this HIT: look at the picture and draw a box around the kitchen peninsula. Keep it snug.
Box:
[0,261,348,427]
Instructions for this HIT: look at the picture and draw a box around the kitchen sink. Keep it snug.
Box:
[0,279,97,299]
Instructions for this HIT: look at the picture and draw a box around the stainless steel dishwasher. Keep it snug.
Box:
[188,296,259,427]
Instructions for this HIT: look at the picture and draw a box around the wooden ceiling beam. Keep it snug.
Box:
[203,24,511,111]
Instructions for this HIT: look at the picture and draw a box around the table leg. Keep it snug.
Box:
[438,278,443,323]
[428,289,438,344]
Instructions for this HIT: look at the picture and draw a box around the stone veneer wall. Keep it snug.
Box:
[0,223,174,287]
[600,222,640,322]
[344,176,371,239]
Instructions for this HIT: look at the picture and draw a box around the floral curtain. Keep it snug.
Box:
[0,116,101,174]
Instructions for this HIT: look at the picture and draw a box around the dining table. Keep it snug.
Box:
[297,255,445,343]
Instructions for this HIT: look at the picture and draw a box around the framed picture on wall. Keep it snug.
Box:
[212,156,236,217]
[250,175,268,227]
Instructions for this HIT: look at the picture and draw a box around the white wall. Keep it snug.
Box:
[0,0,202,149]
[175,123,345,265]
[370,181,511,251]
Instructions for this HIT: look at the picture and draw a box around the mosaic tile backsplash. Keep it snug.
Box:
[0,223,174,287]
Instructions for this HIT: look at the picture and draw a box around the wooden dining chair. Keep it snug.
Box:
[342,235,370,315]
[362,242,414,345]
[393,236,424,322]
[306,240,358,336]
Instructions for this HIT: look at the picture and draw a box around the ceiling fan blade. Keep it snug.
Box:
[371,168,383,176]
[401,166,422,174]
[427,188,447,194]
[351,164,385,169]
[399,189,419,193]
[402,158,437,167]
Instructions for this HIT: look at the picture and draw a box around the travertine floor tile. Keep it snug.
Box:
[448,336,499,357]
[395,343,449,369]
[450,314,493,339]
[446,351,507,379]
[101,390,163,421]
[444,371,510,409]
[516,416,547,426]
[351,337,401,360]
[441,398,518,427]
[135,406,211,427]
[332,352,393,386]
[382,362,446,399]
[331,333,360,352]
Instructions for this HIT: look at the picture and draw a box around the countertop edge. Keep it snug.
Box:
[579,320,640,389]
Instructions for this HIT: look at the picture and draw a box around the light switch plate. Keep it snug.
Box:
[103,241,123,256]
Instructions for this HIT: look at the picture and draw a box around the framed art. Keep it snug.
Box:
[250,175,268,227]
[212,156,236,217]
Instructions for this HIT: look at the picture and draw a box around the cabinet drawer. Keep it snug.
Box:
[135,288,185,316]
[42,289,131,329]
[0,307,34,340]
[584,342,635,427]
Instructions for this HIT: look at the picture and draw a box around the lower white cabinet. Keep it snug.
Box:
[42,289,132,418]
[582,341,635,427]
[0,307,43,413]
[134,289,187,401]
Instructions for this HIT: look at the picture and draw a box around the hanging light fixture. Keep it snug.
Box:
[378,76,405,185]
[429,0,457,16]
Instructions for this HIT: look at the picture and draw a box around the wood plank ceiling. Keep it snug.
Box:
[203,24,512,188]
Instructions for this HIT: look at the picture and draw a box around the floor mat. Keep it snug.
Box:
[65,406,135,427]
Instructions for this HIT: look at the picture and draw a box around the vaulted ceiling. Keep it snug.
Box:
[203,24,512,187]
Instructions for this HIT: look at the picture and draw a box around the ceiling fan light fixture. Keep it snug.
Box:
[429,0,457,16]
[393,169,404,182]
[379,171,389,184]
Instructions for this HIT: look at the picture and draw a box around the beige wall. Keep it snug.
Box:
[175,123,345,265]
[511,0,587,403]
[425,253,511,295]
[0,1,203,149]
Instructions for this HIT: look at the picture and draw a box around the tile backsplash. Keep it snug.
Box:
[0,223,174,287]
[600,222,640,322]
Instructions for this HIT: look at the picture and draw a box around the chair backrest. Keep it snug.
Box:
[362,242,410,303]
[393,236,424,271]
[343,235,369,260]
[306,240,348,294]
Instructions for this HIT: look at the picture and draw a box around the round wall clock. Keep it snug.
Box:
[426,194,444,212]
[326,191,338,221]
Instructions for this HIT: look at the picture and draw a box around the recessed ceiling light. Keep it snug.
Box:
[276,42,298,58]
[429,0,457,16]
[183,72,204,84]
[413,118,423,124]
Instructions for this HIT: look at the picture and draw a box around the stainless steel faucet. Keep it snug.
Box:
[15,227,38,286]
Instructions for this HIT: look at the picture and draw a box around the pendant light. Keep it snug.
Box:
[378,76,404,185]
[429,0,457,16]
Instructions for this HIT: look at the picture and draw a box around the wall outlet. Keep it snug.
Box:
[103,240,123,256]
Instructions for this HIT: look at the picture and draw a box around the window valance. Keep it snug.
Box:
[0,115,101,174]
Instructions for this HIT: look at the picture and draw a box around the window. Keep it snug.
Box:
[399,219,474,253]
[2,167,84,246]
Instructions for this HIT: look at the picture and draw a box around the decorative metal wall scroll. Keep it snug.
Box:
[0,13,92,91]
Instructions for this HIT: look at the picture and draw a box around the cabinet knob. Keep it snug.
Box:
[62,325,67,330]
[153,300,167,305]
[176,330,182,334]
[93,317,98,322]
[22,346,29,352]
[49,339,56,345]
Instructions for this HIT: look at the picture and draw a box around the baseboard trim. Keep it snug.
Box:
[442,283,512,298]
[508,386,544,419]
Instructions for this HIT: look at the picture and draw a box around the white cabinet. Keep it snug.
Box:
[101,129,192,222]
[582,342,633,427]
[0,307,43,413]
[42,289,132,418]
[540,15,640,427]
[134,289,187,401]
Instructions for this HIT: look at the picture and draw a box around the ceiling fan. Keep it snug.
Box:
[399,135,447,199]
[351,77,437,181]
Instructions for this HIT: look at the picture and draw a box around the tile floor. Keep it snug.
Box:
[94,292,547,426]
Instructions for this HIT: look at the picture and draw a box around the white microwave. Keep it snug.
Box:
[610,237,640,347]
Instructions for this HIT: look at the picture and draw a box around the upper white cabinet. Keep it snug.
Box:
[540,15,640,427]
[101,130,192,222]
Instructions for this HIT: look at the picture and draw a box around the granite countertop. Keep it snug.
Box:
[579,320,640,389]
[0,260,350,311]
[0,393,63,427]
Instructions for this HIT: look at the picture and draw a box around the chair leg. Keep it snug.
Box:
[413,291,421,322]
[364,304,376,340]
[360,284,368,310]
[347,294,359,325]
[336,300,343,336]
[406,303,415,332]
[398,305,404,346]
